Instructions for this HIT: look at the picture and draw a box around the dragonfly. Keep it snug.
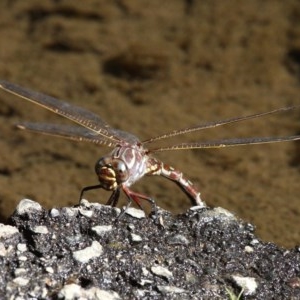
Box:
[0,80,299,214]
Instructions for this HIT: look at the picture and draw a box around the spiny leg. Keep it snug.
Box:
[80,184,122,208]
[106,188,121,207]
[79,184,103,203]
[121,186,157,215]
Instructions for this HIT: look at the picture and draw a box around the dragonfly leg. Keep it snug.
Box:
[147,159,206,207]
[80,184,122,208]
[122,186,157,214]
[106,188,121,207]
[79,184,102,203]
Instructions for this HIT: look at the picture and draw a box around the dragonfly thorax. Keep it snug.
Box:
[95,144,148,190]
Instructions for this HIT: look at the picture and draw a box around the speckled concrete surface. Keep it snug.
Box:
[0,199,299,299]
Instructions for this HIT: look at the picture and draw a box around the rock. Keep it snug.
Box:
[231,275,258,296]
[92,225,113,236]
[58,284,121,300]
[62,207,78,218]
[79,208,94,218]
[0,243,7,256]
[0,224,19,238]
[130,233,143,242]
[12,277,30,286]
[15,199,43,216]
[0,198,298,299]
[167,234,189,245]
[50,208,60,218]
[125,207,146,218]
[31,225,49,234]
[17,243,27,252]
[151,266,173,280]
[157,285,186,294]
[72,241,103,263]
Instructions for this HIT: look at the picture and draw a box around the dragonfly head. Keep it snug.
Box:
[95,156,129,190]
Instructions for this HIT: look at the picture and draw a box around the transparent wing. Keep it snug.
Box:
[150,135,300,152]
[143,105,300,144]
[0,80,136,143]
[17,122,118,147]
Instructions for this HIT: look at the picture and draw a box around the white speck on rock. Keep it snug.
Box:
[18,256,27,261]
[32,226,49,234]
[58,283,121,300]
[17,243,27,252]
[14,268,26,276]
[134,289,147,297]
[58,283,81,299]
[15,199,42,215]
[73,241,103,263]
[79,198,90,206]
[79,208,94,218]
[13,277,29,286]
[199,207,236,225]
[0,243,7,256]
[244,245,254,253]
[139,279,153,286]
[232,275,258,295]
[127,224,135,231]
[50,208,60,217]
[93,289,121,300]
[62,207,78,218]
[130,233,143,242]
[157,285,186,294]
[79,198,100,208]
[151,266,173,280]
[113,207,121,215]
[168,234,189,245]
[80,199,105,211]
[250,239,260,245]
[46,267,54,273]
[125,207,146,219]
[0,224,19,238]
[142,267,149,276]
[189,205,205,211]
[213,207,236,218]
[92,225,113,236]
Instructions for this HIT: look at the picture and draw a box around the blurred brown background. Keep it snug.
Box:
[0,0,299,248]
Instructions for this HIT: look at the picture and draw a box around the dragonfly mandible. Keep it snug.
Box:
[0,80,299,214]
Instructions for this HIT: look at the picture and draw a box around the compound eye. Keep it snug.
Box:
[113,160,129,182]
[95,157,111,173]
[116,161,126,173]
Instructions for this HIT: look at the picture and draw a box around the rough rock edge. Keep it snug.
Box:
[0,198,299,299]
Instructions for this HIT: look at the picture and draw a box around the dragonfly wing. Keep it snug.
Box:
[108,128,140,144]
[16,122,118,147]
[143,105,300,145]
[150,135,300,152]
[0,80,135,143]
